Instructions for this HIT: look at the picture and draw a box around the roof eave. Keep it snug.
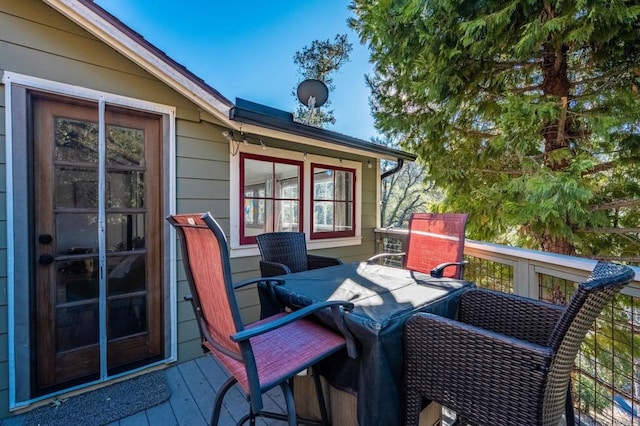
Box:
[230,103,417,162]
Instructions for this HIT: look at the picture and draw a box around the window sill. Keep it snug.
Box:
[229,236,362,258]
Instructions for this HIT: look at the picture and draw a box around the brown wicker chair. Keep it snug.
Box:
[404,261,635,426]
[168,213,354,425]
[368,213,468,279]
[256,232,343,277]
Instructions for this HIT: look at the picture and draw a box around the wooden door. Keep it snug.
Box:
[33,95,164,393]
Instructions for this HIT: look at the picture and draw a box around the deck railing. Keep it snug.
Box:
[375,228,640,426]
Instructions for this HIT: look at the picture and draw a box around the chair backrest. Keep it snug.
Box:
[256,232,309,273]
[543,261,635,424]
[404,213,468,278]
[167,213,244,361]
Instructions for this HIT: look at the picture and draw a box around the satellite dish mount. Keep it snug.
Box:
[297,79,329,122]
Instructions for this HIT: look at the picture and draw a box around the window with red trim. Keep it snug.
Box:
[311,163,356,239]
[240,153,303,244]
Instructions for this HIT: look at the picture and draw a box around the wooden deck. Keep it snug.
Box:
[102,355,291,426]
[3,356,289,426]
[3,356,452,426]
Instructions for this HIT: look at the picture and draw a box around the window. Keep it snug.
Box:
[311,164,356,239]
[240,153,303,244]
[231,144,361,252]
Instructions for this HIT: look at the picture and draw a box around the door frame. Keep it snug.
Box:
[2,71,177,411]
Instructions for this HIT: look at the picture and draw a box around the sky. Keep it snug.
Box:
[93,0,378,141]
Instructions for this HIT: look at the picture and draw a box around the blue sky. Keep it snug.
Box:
[94,0,378,141]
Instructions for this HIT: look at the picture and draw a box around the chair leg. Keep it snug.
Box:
[210,376,238,426]
[311,367,330,425]
[565,382,575,426]
[279,380,298,426]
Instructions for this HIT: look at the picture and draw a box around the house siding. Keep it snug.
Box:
[0,0,380,418]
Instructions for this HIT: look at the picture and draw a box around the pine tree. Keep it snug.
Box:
[292,34,352,128]
[350,0,640,259]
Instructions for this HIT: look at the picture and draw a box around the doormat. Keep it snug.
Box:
[24,370,170,426]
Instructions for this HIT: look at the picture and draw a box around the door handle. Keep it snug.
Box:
[38,254,55,265]
[39,234,53,244]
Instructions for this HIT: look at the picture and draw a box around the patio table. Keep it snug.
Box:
[259,261,475,426]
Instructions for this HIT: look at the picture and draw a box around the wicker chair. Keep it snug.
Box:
[168,213,354,425]
[404,261,635,426]
[368,213,468,279]
[256,232,343,277]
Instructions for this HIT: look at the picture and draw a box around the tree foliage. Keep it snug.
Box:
[373,137,442,228]
[292,34,353,127]
[350,0,640,259]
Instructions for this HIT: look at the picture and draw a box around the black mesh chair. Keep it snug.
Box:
[404,261,635,426]
[256,232,343,277]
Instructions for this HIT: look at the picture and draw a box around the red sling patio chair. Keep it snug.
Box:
[368,213,468,279]
[256,232,343,277]
[404,261,635,426]
[167,212,354,425]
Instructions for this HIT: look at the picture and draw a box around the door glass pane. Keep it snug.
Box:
[106,125,145,166]
[55,118,98,163]
[108,254,146,295]
[57,258,99,302]
[109,297,147,339]
[106,214,145,251]
[55,167,99,209]
[107,171,144,209]
[56,304,99,351]
[56,214,98,255]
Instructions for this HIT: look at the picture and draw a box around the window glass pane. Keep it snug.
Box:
[244,158,273,197]
[313,168,333,200]
[244,199,269,237]
[335,171,353,201]
[275,163,299,198]
[335,202,353,230]
[314,201,333,233]
[275,200,299,232]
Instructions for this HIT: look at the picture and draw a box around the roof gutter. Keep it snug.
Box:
[380,159,405,180]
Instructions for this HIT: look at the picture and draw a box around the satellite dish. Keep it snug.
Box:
[296,79,329,109]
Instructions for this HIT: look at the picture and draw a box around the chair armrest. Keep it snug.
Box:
[259,260,292,277]
[459,288,566,346]
[307,254,343,269]
[405,313,553,415]
[430,260,469,278]
[366,252,406,264]
[231,300,355,342]
[232,277,285,290]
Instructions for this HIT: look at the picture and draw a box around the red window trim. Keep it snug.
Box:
[310,162,356,240]
[239,152,304,245]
